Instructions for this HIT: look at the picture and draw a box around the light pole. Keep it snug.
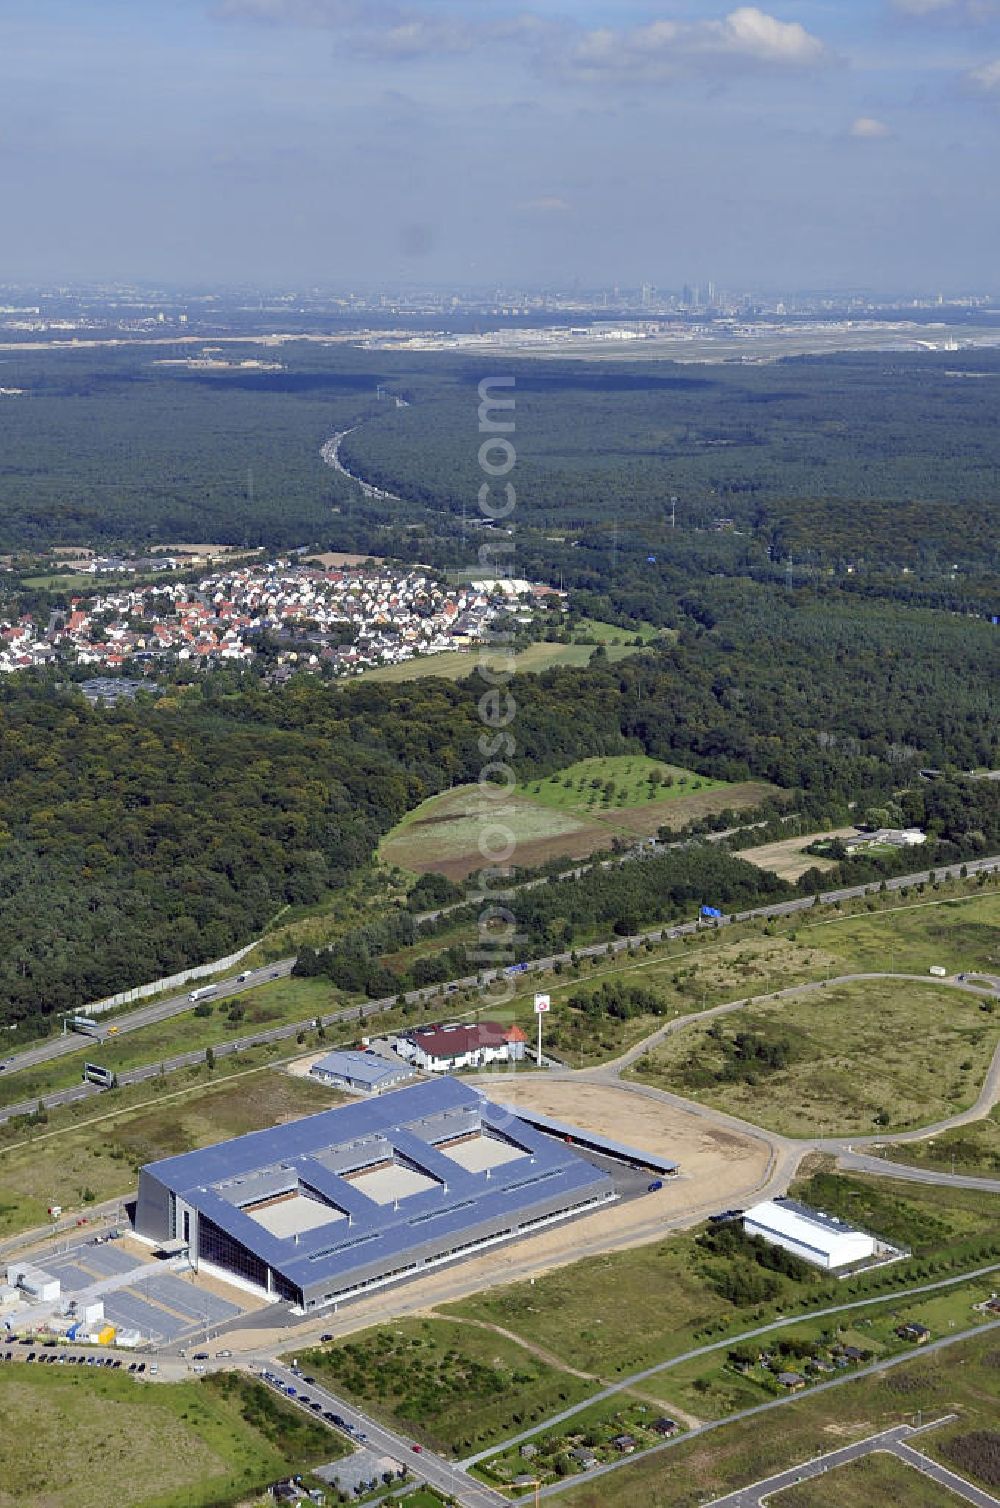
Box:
[534,994,550,1067]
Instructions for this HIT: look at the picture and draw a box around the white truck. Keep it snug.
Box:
[188,985,217,1002]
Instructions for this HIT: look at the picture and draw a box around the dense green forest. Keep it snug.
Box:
[1,586,997,1032]
[0,337,997,1030]
[340,349,1000,572]
[2,341,1000,582]
[0,347,391,549]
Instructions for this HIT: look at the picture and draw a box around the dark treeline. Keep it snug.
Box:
[0,667,629,1032]
[293,845,794,1002]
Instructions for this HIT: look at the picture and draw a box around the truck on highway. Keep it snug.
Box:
[188,986,217,1002]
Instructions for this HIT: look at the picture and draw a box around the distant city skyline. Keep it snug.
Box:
[1,1,998,289]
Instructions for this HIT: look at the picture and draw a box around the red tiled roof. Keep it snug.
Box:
[405,1021,523,1060]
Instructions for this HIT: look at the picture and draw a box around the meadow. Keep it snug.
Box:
[443,1174,1000,1381]
[773,1454,964,1508]
[378,755,769,879]
[0,1366,336,1508]
[359,638,644,683]
[883,1108,1000,1178]
[632,978,998,1137]
[0,1062,339,1236]
[556,1329,1000,1508]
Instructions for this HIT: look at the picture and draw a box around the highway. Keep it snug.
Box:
[2,849,999,1130]
[0,958,295,1074]
[3,850,998,1113]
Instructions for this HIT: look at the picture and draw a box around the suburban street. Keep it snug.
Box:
[703,1419,1000,1508]
[261,1359,507,1508]
[520,1319,1000,1503]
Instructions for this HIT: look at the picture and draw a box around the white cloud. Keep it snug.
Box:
[364,19,475,57]
[566,8,829,81]
[965,55,1000,87]
[216,2,829,78]
[850,115,891,136]
[517,195,572,213]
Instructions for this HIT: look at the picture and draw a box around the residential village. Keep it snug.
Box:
[0,558,561,681]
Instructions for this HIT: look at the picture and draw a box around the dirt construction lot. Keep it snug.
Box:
[492,1078,771,1200]
[228,1080,773,1354]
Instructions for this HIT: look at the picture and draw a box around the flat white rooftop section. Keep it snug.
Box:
[246,1193,347,1239]
[348,1163,440,1205]
[440,1135,528,1174]
[744,1198,876,1270]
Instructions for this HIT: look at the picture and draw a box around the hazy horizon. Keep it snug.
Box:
[2,1,999,291]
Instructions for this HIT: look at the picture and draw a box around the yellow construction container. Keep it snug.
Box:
[97,1325,116,1346]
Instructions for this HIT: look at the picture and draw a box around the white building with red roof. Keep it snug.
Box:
[391,1021,527,1073]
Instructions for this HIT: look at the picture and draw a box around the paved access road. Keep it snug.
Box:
[705,1419,1000,1508]
[261,1359,506,1508]
[460,1263,1000,1471]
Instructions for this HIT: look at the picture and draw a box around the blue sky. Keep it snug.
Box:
[1,0,998,291]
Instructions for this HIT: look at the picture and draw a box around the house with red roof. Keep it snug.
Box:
[390,1021,527,1072]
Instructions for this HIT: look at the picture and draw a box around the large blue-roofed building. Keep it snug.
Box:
[135,1078,615,1312]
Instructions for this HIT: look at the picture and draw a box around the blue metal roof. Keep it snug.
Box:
[311,1049,411,1086]
[141,1078,612,1295]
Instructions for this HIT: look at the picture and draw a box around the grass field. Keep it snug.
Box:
[569,616,668,646]
[649,1269,1000,1425]
[557,1329,1000,1508]
[360,638,643,683]
[632,978,998,1136]
[798,888,1000,977]
[772,1452,966,1508]
[444,1237,781,1381]
[444,1173,1000,1382]
[21,571,105,590]
[0,1064,339,1236]
[378,759,772,879]
[0,1366,336,1508]
[291,1317,597,1456]
[881,1107,1000,1177]
[475,1272,1000,1490]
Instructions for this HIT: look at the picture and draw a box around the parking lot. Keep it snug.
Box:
[19,1237,244,1344]
[1,1344,152,1374]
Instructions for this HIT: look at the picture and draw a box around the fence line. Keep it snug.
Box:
[84,942,258,1016]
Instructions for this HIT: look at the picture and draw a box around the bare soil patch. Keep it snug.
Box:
[592,781,780,839]
[736,827,856,881]
[493,1078,770,1195]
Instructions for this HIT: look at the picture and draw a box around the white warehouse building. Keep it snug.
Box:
[743,1198,876,1271]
